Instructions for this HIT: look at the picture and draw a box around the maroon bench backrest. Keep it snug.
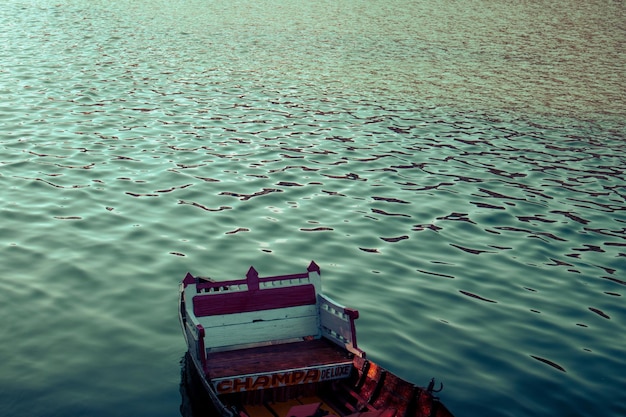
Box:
[193,284,317,317]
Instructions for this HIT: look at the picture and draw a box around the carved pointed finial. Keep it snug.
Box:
[246,266,259,290]
[307,260,320,274]
[182,272,195,287]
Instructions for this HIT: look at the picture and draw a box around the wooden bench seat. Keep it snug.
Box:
[207,338,354,395]
[207,338,352,379]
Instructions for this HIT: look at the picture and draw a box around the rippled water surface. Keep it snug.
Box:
[1,1,625,416]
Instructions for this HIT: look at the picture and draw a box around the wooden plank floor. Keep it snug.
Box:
[243,396,336,417]
[206,338,352,379]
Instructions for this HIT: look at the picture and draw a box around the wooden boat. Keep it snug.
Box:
[179,261,455,417]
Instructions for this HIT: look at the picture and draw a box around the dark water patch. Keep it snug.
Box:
[568,197,625,213]
[380,236,409,243]
[219,188,283,201]
[603,276,626,287]
[474,187,526,202]
[603,242,626,250]
[459,291,497,303]
[390,162,429,171]
[372,196,410,204]
[417,269,455,279]
[412,224,442,232]
[530,355,566,372]
[114,155,139,161]
[371,208,411,218]
[178,201,231,212]
[494,226,568,243]
[486,168,527,179]
[584,227,626,240]
[225,228,250,235]
[550,210,589,225]
[547,257,575,267]
[595,265,618,275]
[322,190,346,197]
[300,227,334,232]
[489,245,513,250]
[572,244,605,253]
[450,244,494,255]
[399,182,453,191]
[437,212,475,224]
[471,202,506,210]
[517,215,557,224]
[269,165,320,173]
[588,307,610,319]
[322,172,365,181]
[276,181,304,187]
[126,192,159,197]
[53,162,96,170]
[193,176,220,183]
[155,184,193,193]
[359,247,380,253]
[19,176,90,189]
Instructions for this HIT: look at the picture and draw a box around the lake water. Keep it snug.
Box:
[1,0,625,416]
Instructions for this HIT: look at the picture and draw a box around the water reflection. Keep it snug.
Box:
[180,353,217,417]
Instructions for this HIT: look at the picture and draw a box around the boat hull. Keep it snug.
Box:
[178,263,455,417]
[180,345,454,417]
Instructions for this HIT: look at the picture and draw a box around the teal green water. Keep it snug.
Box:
[1,1,625,416]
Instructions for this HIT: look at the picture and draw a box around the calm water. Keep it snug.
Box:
[1,0,625,416]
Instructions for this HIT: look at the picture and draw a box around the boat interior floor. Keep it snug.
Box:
[206,338,352,379]
[242,396,398,417]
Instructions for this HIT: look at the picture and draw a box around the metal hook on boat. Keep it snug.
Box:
[427,378,444,393]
